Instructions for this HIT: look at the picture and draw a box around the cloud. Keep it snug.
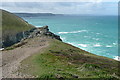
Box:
[0,2,118,15]
[1,0,119,2]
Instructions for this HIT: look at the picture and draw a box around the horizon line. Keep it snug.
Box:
[14,13,118,16]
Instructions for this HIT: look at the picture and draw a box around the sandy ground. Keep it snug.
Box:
[1,37,49,78]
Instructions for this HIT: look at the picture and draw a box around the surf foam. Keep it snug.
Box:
[78,44,87,47]
[58,30,87,34]
[113,56,120,61]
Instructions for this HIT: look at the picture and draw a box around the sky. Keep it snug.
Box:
[0,0,118,15]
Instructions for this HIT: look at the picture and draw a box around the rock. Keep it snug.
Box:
[57,69,63,71]
[2,25,62,48]
[55,74,63,79]
[43,25,48,29]
[72,75,79,78]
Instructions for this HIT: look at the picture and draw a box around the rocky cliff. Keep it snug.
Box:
[1,9,34,48]
[15,25,62,42]
[2,25,62,48]
[1,9,61,48]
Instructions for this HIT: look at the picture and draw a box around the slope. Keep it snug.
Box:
[1,9,34,47]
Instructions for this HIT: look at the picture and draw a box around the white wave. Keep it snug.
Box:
[58,30,87,34]
[78,44,87,47]
[106,45,112,47]
[96,33,100,35]
[36,26,43,27]
[68,42,75,45]
[61,37,66,41]
[113,56,120,61]
[92,38,99,40]
[113,42,117,46]
[93,43,101,47]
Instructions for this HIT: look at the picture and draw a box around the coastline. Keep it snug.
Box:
[22,15,118,60]
[114,56,120,61]
[66,42,120,61]
[1,11,119,78]
[55,35,118,61]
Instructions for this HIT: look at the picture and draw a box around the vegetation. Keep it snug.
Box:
[1,9,34,47]
[19,39,120,79]
[2,9,34,33]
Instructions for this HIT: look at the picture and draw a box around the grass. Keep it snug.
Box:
[1,9,34,47]
[1,9,34,38]
[2,9,34,32]
[19,39,120,79]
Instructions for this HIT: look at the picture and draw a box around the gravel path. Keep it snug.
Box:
[1,37,49,78]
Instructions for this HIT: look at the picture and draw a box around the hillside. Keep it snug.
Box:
[1,9,120,79]
[18,39,120,79]
[15,13,55,17]
[1,9,34,47]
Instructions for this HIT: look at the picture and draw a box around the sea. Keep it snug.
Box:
[20,15,118,60]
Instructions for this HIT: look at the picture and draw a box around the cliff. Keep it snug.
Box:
[1,9,35,47]
[25,25,62,41]
[1,9,61,48]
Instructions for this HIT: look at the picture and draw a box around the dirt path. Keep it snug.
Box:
[1,37,49,78]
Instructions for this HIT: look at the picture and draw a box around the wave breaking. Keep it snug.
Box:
[58,30,87,34]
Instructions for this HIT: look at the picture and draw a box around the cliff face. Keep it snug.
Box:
[2,25,62,48]
[1,9,61,48]
[1,9,34,47]
[16,25,62,42]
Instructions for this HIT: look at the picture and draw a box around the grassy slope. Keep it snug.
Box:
[1,9,34,37]
[19,39,120,79]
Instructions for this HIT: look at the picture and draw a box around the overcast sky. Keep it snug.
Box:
[0,1,118,15]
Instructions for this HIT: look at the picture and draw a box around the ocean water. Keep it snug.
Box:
[22,15,118,59]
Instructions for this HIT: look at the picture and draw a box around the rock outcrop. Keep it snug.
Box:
[23,25,62,41]
[2,25,62,48]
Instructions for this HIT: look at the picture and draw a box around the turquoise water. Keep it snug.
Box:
[22,15,118,59]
